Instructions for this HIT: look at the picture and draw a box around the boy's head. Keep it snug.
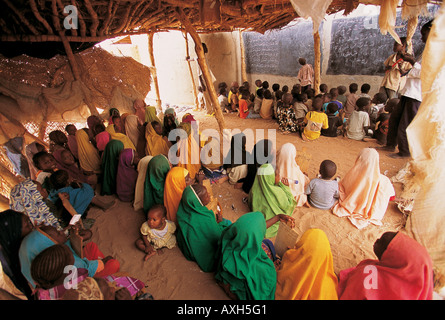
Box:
[312,96,324,111]
[349,83,358,94]
[262,81,269,90]
[255,79,262,88]
[282,93,293,106]
[282,85,289,93]
[65,124,77,136]
[147,204,167,230]
[272,83,280,92]
[298,57,307,65]
[218,87,226,96]
[329,88,339,99]
[385,98,399,113]
[256,88,264,99]
[33,151,57,172]
[151,121,163,135]
[60,149,76,166]
[319,160,337,180]
[327,102,339,115]
[319,83,328,93]
[337,85,347,96]
[372,92,388,105]
[49,130,67,146]
[192,184,211,206]
[356,97,371,111]
[263,89,272,99]
[361,83,371,94]
[393,37,407,53]
[305,88,315,99]
[50,169,71,190]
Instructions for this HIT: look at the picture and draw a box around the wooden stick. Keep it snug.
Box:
[183,30,199,110]
[313,30,321,95]
[29,0,54,34]
[3,0,40,35]
[148,32,162,112]
[176,7,225,132]
[239,29,248,83]
[84,0,100,37]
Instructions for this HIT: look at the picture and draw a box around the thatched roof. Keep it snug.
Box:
[0,0,442,58]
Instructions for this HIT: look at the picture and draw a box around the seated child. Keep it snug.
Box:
[359,83,371,99]
[305,160,339,210]
[239,90,260,119]
[135,204,176,260]
[301,96,329,142]
[218,87,230,113]
[65,124,79,160]
[337,85,347,107]
[228,86,239,112]
[253,88,263,114]
[293,93,308,121]
[369,92,388,125]
[321,103,344,137]
[345,97,371,141]
[33,151,58,189]
[322,88,343,113]
[344,83,359,118]
[373,98,399,145]
[48,170,115,218]
[319,83,328,95]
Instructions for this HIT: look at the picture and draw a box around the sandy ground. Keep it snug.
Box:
[86,110,409,300]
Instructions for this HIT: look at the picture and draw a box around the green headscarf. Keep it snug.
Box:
[143,154,170,215]
[101,139,124,196]
[214,211,277,300]
[176,185,228,272]
[248,163,296,238]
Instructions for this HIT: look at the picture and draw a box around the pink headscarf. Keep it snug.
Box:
[337,232,434,300]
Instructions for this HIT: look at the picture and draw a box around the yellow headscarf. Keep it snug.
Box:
[75,129,101,173]
[145,122,170,157]
[105,124,136,150]
[163,167,189,225]
[275,228,338,300]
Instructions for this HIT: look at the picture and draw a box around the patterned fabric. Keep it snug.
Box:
[9,179,61,230]
[105,274,145,297]
[277,106,299,132]
[36,268,89,300]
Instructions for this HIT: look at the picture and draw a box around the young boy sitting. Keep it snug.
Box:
[305,160,339,210]
[373,98,399,145]
[345,97,371,141]
[33,151,58,189]
[321,103,344,137]
[135,204,176,261]
[301,96,329,142]
[369,92,388,126]
[344,83,359,118]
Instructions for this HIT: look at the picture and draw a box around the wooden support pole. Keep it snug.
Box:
[239,29,248,83]
[182,30,199,110]
[176,8,226,132]
[313,31,321,95]
[148,32,162,112]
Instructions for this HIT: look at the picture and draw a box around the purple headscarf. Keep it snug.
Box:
[116,148,138,202]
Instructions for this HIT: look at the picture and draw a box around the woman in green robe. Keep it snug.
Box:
[101,140,124,196]
[248,163,297,238]
[176,184,231,272]
[143,154,171,216]
[214,211,283,300]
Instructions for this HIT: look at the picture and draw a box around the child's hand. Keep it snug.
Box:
[58,192,70,201]
[281,177,289,186]
[277,214,295,228]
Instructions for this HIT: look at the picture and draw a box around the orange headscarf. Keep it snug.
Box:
[145,122,170,157]
[275,229,338,300]
[337,232,434,300]
[332,148,395,229]
[164,167,189,225]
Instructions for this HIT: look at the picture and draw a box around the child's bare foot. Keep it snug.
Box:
[304,201,311,208]
[144,251,156,261]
